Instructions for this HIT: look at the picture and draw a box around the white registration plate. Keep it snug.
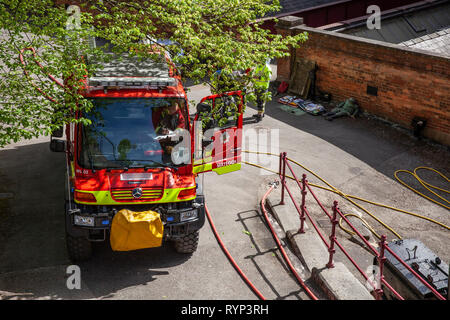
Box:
[74,215,95,227]
[180,209,198,222]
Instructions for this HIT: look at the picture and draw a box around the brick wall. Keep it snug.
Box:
[277,21,450,146]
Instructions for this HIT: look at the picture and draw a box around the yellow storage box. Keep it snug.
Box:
[110,209,164,251]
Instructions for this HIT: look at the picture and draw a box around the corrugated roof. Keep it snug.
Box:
[340,1,450,44]
[399,27,450,56]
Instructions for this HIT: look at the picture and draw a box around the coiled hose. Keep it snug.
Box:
[394,167,450,211]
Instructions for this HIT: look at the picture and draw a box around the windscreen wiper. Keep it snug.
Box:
[98,134,117,161]
[130,160,178,172]
[103,160,178,172]
[104,166,128,172]
[103,160,131,172]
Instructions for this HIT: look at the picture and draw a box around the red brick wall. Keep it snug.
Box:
[277,25,450,146]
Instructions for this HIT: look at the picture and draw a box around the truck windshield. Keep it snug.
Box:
[79,98,188,170]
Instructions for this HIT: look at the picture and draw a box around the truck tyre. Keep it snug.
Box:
[66,234,92,262]
[173,231,199,254]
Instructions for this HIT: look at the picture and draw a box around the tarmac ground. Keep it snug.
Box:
[0,75,448,300]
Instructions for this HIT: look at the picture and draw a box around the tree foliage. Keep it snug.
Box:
[0,0,307,147]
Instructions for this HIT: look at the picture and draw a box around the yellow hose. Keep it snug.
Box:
[394,167,450,210]
[242,159,400,239]
[242,151,450,240]
[337,213,382,240]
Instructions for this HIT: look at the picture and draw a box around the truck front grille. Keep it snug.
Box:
[111,188,163,201]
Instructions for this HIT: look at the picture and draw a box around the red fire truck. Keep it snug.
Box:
[50,38,243,261]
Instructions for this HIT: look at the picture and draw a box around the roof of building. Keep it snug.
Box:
[336,1,450,44]
[266,0,339,17]
[399,27,450,57]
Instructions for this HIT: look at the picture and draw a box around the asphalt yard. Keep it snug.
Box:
[0,82,448,301]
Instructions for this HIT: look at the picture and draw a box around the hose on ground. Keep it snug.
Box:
[242,151,450,241]
[205,203,266,300]
[260,185,319,300]
[394,167,450,210]
[206,153,447,300]
[205,196,319,300]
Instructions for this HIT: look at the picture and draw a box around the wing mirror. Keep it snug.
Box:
[51,127,64,138]
[50,139,66,152]
[196,102,211,114]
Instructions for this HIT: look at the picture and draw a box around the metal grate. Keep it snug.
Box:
[111,188,163,201]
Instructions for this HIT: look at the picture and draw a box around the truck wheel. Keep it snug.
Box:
[66,234,92,262]
[173,231,199,254]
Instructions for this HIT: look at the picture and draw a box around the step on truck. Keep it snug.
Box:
[50,40,244,261]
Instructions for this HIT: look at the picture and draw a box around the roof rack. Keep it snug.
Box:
[88,77,176,89]
[87,52,176,89]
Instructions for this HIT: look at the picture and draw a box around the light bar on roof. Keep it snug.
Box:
[88,77,176,88]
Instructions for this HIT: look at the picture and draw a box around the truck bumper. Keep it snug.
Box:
[65,195,205,241]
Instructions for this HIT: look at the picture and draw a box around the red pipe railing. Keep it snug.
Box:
[326,201,339,269]
[279,153,331,249]
[277,152,446,300]
[335,207,379,256]
[299,174,307,233]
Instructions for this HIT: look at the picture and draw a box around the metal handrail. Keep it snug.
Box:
[278,153,404,300]
[278,152,447,300]
[279,153,330,249]
[335,208,379,257]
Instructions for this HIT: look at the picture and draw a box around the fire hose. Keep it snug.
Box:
[242,151,450,241]
[394,167,450,211]
[205,189,319,300]
[205,204,266,300]
[210,151,447,301]
[259,185,319,300]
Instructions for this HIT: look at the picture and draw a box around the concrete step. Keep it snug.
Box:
[312,262,375,300]
[265,181,374,300]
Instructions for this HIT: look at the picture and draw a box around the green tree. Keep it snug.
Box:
[0,0,307,147]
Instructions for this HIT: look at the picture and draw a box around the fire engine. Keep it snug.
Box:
[49,38,243,261]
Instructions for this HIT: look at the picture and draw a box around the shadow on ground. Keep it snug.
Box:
[247,97,450,196]
[233,209,327,300]
[246,95,449,292]
[0,141,192,299]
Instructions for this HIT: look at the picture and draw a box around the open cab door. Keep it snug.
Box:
[192,91,243,175]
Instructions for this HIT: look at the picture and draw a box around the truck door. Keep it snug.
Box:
[192,91,243,175]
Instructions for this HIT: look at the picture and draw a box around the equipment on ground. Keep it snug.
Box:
[289,58,316,99]
[375,239,448,300]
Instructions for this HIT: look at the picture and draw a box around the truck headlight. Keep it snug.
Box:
[180,209,198,222]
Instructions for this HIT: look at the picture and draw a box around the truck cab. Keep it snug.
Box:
[51,43,243,261]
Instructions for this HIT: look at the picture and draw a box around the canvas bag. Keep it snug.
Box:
[110,209,164,251]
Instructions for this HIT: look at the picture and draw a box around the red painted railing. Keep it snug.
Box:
[278,152,446,300]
